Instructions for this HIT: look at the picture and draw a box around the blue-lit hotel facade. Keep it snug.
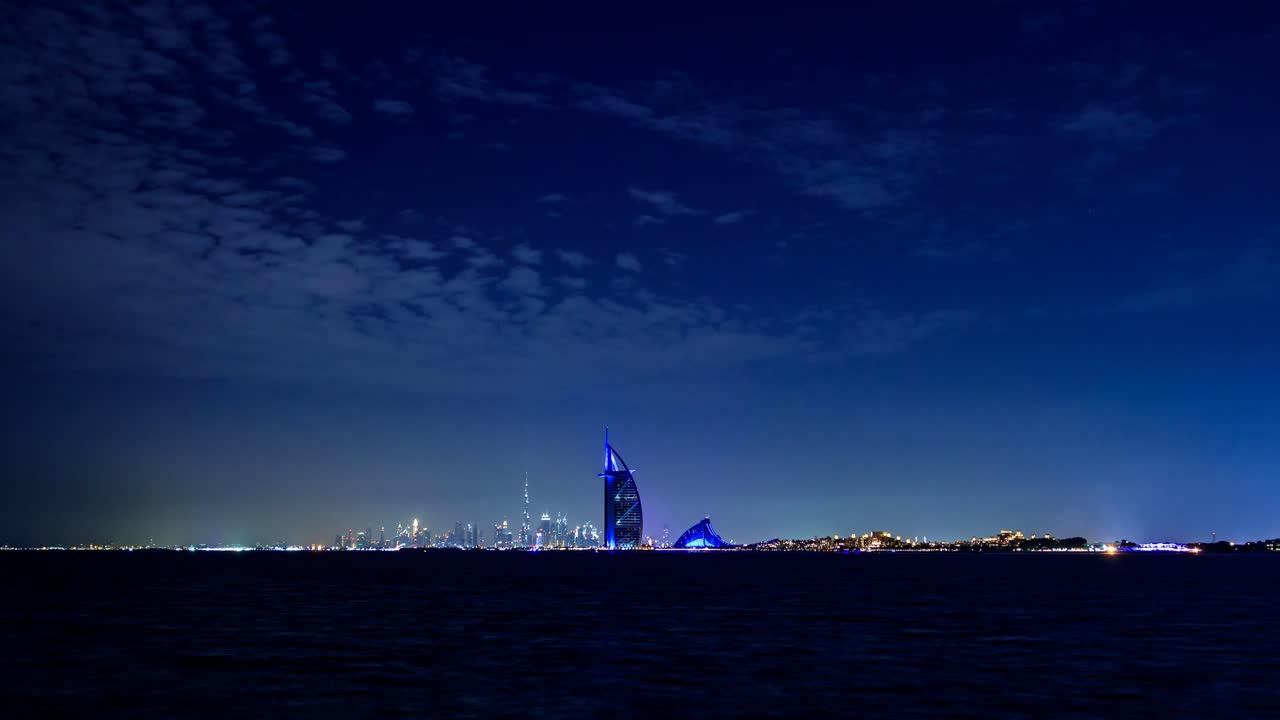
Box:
[598,429,642,549]
[673,516,728,549]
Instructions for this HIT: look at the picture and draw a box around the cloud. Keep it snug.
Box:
[499,266,545,296]
[571,83,738,146]
[301,79,351,125]
[799,174,896,210]
[538,193,566,204]
[913,239,994,261]
[251,15,291,67]
[466,248,502,269]
[399,238,446,261]
[615,253,643,272]
[838,310,977,355]
[628,187,698,216]
[1113,247,1280,313]
[434,56,547,107]
[555,250,590,269]
[911,222,1005,262]
[301,260,369,297]
[373,99,415,117]
[511,243,542,265]
[633,215,664,228]
[573,85,656,121]
[0,5,981,407]
[714,210,750,225]
[583,84,931,212]
[1057,105,1158,145]
[422,55,944,214]
[297,144,348,163]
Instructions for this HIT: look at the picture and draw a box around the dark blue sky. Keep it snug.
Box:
[2,1,1278,546]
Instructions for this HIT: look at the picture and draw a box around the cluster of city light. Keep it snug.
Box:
[751,529,1108,553]
[1103,543,1199,554]
[7,529,1276,553]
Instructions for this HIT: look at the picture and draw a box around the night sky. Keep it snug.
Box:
[3,2,1278,547]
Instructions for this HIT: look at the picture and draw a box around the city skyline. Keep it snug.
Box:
[3,3,1279,547]
[1,450,1259,549]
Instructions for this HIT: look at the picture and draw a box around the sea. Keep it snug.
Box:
[2,551,1277,719]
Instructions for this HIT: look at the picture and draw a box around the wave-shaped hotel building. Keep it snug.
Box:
[673,516,728,549]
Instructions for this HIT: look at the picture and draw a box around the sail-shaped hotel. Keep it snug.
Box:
[597,429,643,549]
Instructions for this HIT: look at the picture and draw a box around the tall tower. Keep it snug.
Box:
[522,472,531,547]
[598,427,643,549]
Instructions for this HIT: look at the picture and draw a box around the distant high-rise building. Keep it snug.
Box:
[334,534,342,550]
[539,512,552,547]
[554,513,568,548]
[521,473,531,547]
[577,521,600,548]
[598,428,643,549]
[494,519,513,549]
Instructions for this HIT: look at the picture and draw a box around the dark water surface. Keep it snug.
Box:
[3,552,1278,718]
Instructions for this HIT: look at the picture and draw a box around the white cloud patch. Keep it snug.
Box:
[499,265,545,296]
[628,187,698,216]
[555,249,590,269]
[616,253,644,272]
[511,243,542,265]
[714,210,750,225]
[401,239,446,261]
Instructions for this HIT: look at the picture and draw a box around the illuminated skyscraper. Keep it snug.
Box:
[579,521,599,547]
[494,519,513,549]
[521,473,531,547]
[554,513,568,548]
[598,428,643,549]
